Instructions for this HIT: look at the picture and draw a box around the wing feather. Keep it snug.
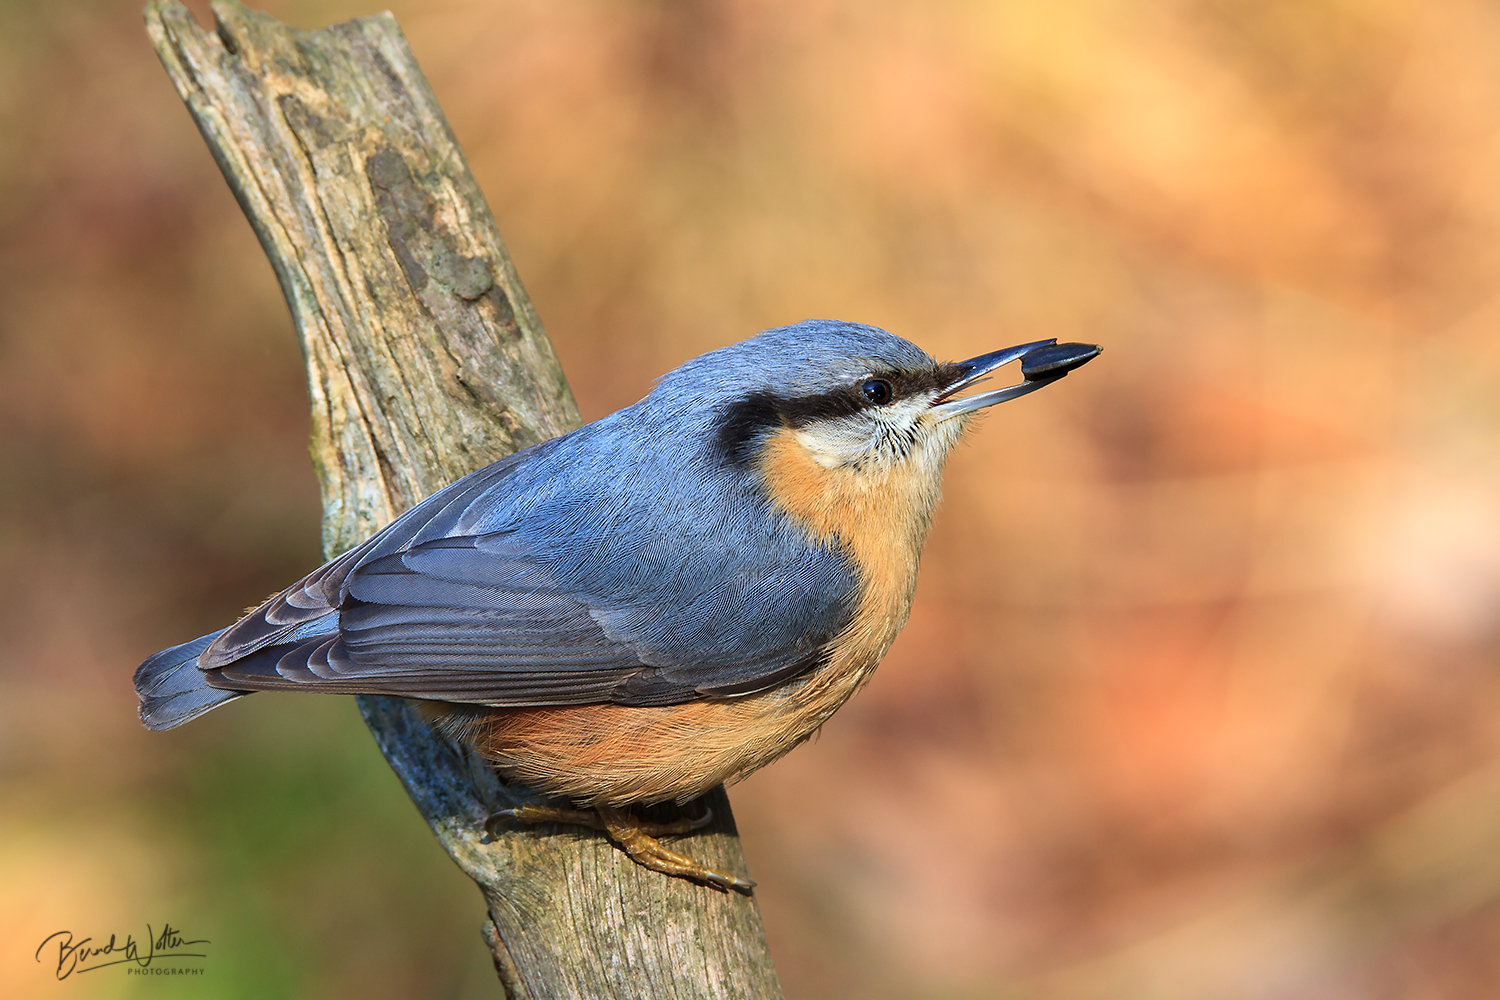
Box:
[200,416,859,707]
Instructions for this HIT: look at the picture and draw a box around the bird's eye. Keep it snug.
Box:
[860,378,894,405]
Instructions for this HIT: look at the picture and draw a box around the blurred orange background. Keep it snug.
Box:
[6,0,1500,997]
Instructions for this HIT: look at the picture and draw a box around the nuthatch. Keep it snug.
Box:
[135,320,1100,890]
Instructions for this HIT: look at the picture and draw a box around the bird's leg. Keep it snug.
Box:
[487,803,754,892]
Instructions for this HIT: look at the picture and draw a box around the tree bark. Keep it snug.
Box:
[143,2,783,996]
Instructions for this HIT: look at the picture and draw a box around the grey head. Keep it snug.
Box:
[635,319,1100,474]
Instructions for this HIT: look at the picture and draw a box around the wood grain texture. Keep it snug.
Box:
[143,2,783,995]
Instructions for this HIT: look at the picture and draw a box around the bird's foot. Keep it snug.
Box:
[487,803,755,892]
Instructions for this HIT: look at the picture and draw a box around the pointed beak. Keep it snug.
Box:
[931,340,1103,420]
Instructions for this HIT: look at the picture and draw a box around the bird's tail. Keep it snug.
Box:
[134,630,247,730]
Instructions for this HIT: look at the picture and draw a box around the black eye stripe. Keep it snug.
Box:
[774,388,867,426]
[713,363,967,467]
[715,391,784,466]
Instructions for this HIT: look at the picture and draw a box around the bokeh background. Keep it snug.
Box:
[6,0,1500,996]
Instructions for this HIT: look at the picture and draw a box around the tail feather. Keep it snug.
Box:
[134,630,246,730]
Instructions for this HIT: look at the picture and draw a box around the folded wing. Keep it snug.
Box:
[198,437,857,708]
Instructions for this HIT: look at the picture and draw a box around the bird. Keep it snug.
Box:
[134,319,1100,890]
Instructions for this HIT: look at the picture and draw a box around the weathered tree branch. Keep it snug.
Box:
[144,2,782,995]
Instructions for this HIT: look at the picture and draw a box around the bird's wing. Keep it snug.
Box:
[203,440,857,707]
